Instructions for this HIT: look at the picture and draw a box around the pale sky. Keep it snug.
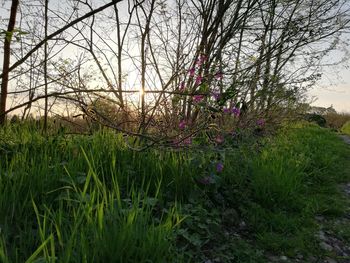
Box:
[308,27,350,113]
[309,53,350,113]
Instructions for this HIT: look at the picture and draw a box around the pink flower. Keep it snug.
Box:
[231,107,240,117]
[195,75,203,85]
[198,176,213,185]
[215,71,223,80]
[256,119,265,126]
[216,162,224,173]
[183,137,192,145]
[179,120,186,130]
[188,68,196,77]
[196,55,207,66]
[223,108,231,113]
[211,91,220,100]
[224,107,240,116]
[193,95,204,103]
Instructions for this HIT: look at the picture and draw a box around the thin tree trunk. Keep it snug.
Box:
[0,0,19,125]
[138,0,155,134]
[114,3,124,108]
[43,0,49,133]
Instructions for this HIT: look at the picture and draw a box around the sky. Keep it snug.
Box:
[308,8,350,113]
[309,58,350,113]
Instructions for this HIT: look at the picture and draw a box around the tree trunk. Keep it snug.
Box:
[0,0,19,125]
[43,0,49,133]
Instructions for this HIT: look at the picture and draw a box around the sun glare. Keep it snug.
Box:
[139,87,144,96]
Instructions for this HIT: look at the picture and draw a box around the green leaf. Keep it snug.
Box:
[5,31,13,42]
[198,83,209,93]
[24,235,53,263]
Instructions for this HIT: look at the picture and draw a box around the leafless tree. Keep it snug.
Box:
[0,0,19,125]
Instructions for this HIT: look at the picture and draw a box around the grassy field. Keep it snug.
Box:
[0,122,349,262]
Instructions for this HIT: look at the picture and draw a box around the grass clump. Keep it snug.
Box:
[0,128,186,262]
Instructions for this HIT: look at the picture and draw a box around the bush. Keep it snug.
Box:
[304,113,326,127]
[324,112,350,130]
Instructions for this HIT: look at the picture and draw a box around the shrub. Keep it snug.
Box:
[304,113,326,127]
[324,112,350,130]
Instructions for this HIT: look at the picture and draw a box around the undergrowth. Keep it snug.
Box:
[0,122,349,262]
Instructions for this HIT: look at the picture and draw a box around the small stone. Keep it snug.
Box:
[315,215,325,221]
[239,221,247,229]
[280,255,288,261]
[233,233,241,238]
[333,244,342,253]
[320,241,333,251]
[317,230,327,241]
[325,257,337,263]
[296,254,304,259]
[308,256,317,262]
[267,255,279,262]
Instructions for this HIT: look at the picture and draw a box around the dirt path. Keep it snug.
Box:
[315,134,350,263]
[269,135,350,263]
[339,134,350,145]
[290,135,350,263]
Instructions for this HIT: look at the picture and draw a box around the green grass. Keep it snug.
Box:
[241,123,350,256]
[0,122,349,262]
[341,121,350,136]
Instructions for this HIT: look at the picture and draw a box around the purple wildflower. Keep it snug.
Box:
[198,176,213,185]
[216,162,224,173]
[211,91,220,100]
[195,75,203,85]
[183,137,192,145]
[215,71,223,80]
[193,95,204,103]
[179,120,186,130]
[196,55,207,66]
[223,108,231,114]
[256,119,265,126]
[189,68,196,77]
[231,107,241,117]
